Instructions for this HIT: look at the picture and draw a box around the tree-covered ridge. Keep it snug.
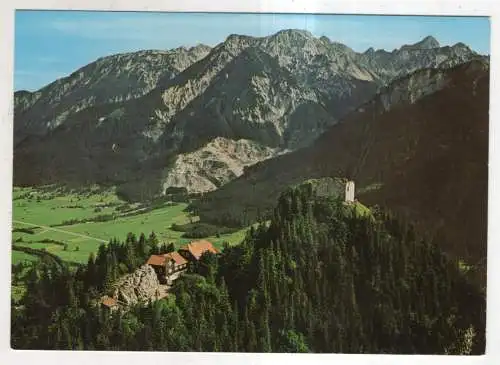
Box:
[11,185,485,353]
[194,60,489,284]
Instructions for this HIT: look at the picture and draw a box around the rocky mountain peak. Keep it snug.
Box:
[451,41,474,53]
[319,35,331,44]
[273,28,315,39]
[218,34,257,56]
[329,42,357,56]
[172,43,212,56]
[401,35,440,51]
[417,35,440,48]
[189,43,212,53]
[263,29,320,55]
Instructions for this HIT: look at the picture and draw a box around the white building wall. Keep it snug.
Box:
[345,181,355,202]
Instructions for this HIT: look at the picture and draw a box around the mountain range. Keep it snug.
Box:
[14,30,486,198]
[195,58,489,280]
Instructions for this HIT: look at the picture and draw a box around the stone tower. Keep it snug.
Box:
[345,180,355,203]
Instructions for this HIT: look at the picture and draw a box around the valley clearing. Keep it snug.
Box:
[11,187,248,265]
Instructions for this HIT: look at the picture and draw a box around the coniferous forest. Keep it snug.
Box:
[11,184,485,354]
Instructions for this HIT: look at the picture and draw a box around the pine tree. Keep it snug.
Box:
[124,239,138,272]
[137,233,147,261]
[148,232,159,255]
[257,311,272,352]
[166,242,175,253]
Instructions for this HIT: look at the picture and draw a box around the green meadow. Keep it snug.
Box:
[12,186,248,265]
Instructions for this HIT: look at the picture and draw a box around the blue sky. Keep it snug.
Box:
[14,11,490,91]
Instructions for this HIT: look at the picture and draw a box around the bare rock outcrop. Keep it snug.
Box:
[112,264,161,306]
[162,137,280,193]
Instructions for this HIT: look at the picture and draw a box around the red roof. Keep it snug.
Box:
[101,296,117,308]
[180,240,219,260]
[164,251,188,266]
[146,254,166,266]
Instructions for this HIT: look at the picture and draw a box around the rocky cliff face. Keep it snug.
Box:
[111,264,162,306]
[158,46,335,152]
[162,137,280,192]
[13,30,485,196]
[367,68,450,113]
[14,45,211,145]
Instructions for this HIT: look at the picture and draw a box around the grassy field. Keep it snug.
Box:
[12,186,248,265]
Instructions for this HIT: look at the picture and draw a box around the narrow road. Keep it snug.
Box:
[12,220,108,243]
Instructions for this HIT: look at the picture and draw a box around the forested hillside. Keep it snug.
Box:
[195,60,489,281]
[11,183,485,353]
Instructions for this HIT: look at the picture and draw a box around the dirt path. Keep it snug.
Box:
[12,220,108,243]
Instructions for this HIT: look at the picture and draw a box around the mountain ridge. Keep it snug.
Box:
[14,44,212,145]
[195,59,489,271]
[14,31,485,197]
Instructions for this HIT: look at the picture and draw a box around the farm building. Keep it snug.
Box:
[146,252,188,283]
[165,251,189,274]
[145,240,219,284]
[178,240,219,261]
